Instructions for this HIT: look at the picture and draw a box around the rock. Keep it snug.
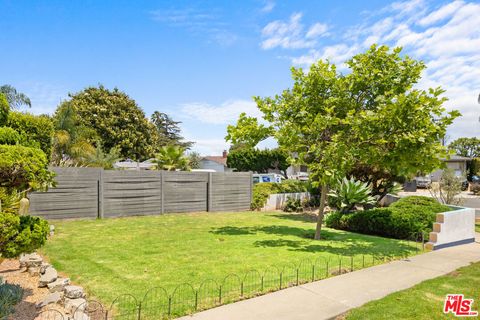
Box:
[20,253,43,268]
[18,197,30,215]
[40,263,51,274]
[48,278,70,292]
[28,266,40,276]
[72,311,90,320]
[36,291,62,308]
[64,285,84,299]
[64,297,86,315]
[0,276,5,285]
[39,267,57,287]
[49,225,55,237]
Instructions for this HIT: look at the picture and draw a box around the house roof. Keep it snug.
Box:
[202,156,228,166]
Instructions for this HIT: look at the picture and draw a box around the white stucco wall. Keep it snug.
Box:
[263,192,310,211]
[429,206,476,250]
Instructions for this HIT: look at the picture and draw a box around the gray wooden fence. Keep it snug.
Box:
[29,167,252,219]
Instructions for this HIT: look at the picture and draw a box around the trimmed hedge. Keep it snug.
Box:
[251,180,308,210]
[325,196,451,239]
[6,111,54,159]
[0,213,50,258]
[0,126,41,149]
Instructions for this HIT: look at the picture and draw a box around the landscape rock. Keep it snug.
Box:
[64,285,85,299]
[40,262,51,274]
[39,266,58,287]
[65,297,86,314]
[48,278,71,292]
[19,253,43,268]
[36,291,63,308]
[28,266,40,276]
[72,311,90,320]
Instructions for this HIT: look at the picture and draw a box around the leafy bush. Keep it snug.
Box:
[0,145,55,191]
[0,282,23,319]
[325,196,451,239]
[251,180,308,210]
[6,111,54,158]
[0,126,41,149]
[0,94,9,126]
[0,213,49,258]
[328,177,376,213]
[282,197,303,212]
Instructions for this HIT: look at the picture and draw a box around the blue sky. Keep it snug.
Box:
[1,0,479,155]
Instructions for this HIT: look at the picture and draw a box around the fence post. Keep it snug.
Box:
[195,291,198,310]
[160,171,164,214]
[98,168,104,219]
[311,265,315,281]
[296,269,299,286]
[261,276,264,292]
[168,296,172,317]
[362,255,365,268]
[137,302,142,320]
[207,173,213,212]
[350,256,354,272]
[241,281,244,297]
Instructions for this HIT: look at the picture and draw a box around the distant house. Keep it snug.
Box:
[199,150,233,172]
[431,155,471,181]
[113,159,156,170]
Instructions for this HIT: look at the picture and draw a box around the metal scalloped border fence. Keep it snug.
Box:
[36,232,428,320]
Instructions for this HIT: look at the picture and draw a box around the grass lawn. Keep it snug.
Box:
[344,262,480,319]
[42,211,418,311]
[476,223,480,233]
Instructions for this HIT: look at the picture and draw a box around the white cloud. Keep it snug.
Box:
[19,82,67,115]
[261,13,328,49]
[260,0,275,13]
[306,23,328,38]
[181,99,262,125]
[418,0,464,26]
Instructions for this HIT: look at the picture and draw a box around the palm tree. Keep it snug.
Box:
[0,85,31,109]
[153,145,190,171]
[85,141,121,169]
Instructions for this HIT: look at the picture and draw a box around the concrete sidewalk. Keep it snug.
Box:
[179,238,480,320]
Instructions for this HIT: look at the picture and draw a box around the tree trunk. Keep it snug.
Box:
[314,184,328,240]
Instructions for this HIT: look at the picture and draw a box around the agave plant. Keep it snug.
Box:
[328,177,376,213]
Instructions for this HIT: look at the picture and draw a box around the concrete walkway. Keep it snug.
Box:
[179,237,480,320]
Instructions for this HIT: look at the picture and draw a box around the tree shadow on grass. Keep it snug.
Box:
[270,213,318,223]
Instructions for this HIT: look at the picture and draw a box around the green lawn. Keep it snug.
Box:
[344,262,480,319]
[476,223,480,233]
[42,211,418,315]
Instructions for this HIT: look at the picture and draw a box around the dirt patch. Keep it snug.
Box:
[0,259,65,320]
[446,270,461,277]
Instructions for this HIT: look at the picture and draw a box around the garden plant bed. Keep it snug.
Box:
[40,211,423,317]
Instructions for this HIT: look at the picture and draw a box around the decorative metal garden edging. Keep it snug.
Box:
[37,232,427,320]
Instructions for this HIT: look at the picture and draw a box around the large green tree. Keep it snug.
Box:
[54,86,159,160]
[448,137,480,158]
[230,45,459,239]
[151,111,193,149]
[227,148,289,176]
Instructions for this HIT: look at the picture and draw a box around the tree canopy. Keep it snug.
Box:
[151,111,193,149]
[227,148,289,175]
[448,137,480,158]
[54,86,159,160]
[225,112,273,149]
[230,44,460,239]
[0,85,31,109]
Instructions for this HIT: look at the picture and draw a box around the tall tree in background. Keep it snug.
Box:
[448,137,480,158]
[151,111,193,149]
[0,85,31,109]
[230,45,459,240]
[54,86,159,160]
[187,151,202,169]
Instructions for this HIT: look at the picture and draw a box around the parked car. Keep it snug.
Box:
[252,173,284,184]
[470,175,480,194]
[415,176,431,188]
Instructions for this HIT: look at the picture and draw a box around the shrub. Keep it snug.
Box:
[6,111,54,158]
[0,282,23,319]
[0,126,41,149]
[0,212,50,258]
[282,197,303,212]
[0,145,55,191]
[251,180,308,210]
[0,94,8,126]
[325,196,450,239]
[328,177,376,213]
